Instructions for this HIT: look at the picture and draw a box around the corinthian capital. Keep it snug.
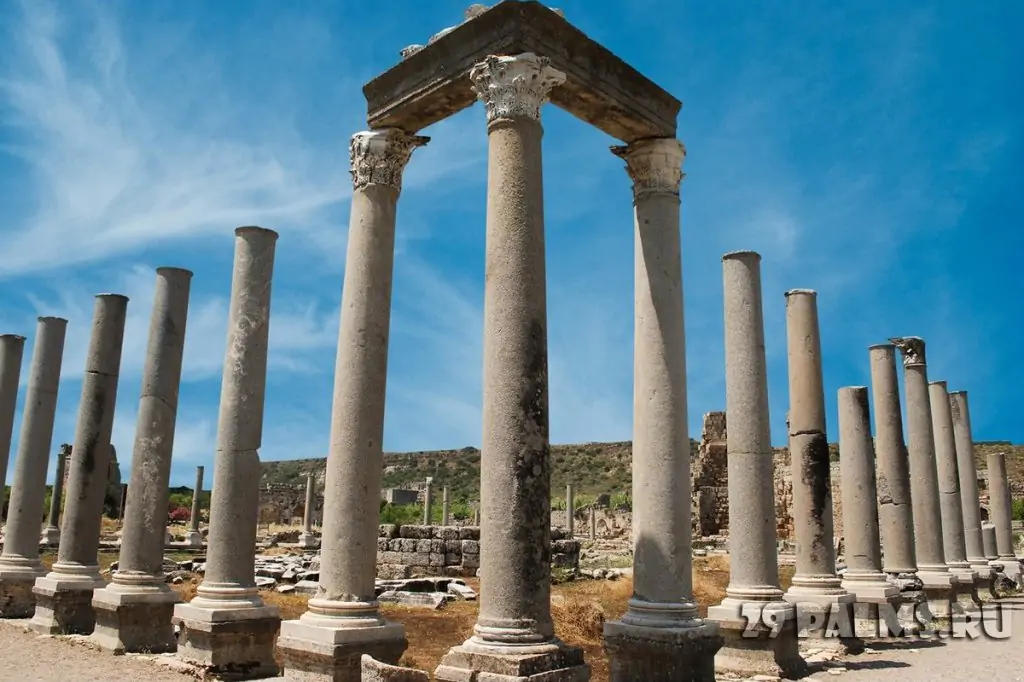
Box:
[350,128,430,193]
[610,138,686,199]
[469,53,566,124]
[889,336,927,367]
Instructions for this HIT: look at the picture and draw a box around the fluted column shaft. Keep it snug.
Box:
[987,453,1015,560]
[928,381,971,573]
[950,392,986,567]
[45,451,68,530]
[190,466,204,533]
[868,345,917,574]
[0,335,26,511]
[116,268,192,581]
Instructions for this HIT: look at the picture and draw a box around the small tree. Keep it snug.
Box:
[168,506,191,523]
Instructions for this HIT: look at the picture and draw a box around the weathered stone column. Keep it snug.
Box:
[185,466,204,547]
[928,380,977,605]
[589,508,597,541]
[276,128,426,681]
[836,387,900,635]
[602,137,720,681]
[441,486,451,527]
[422,478,432,526]
[0,317,67,617]
[987,452,1021,583]
[780,290,856,645]
[564,484,574,538]
[30,296,128,635]
[435,53,588,682]
[92,267,192,653]
[41,448,68,545]
[890,337,954,617]
[982,523,998,560]
[174,227,280,678]
[0,334,26,520]
[298,473,319,549]
[707,252,803,678]
[949,391,993,592]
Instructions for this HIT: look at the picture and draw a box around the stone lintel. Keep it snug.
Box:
[363,0,680,142]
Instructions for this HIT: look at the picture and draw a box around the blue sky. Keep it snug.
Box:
[0,0,1020,487]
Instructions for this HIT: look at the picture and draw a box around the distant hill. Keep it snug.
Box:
[261,439,1024,503]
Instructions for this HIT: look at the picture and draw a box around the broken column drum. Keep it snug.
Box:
[185,465,205,547]
[706,252,804,678]
[0,334,26,519]
[174,228,280,679]
[30,295,129,636]
[0,317,68,618]
[276,129,426,681]
[92,267,193,654]
[41,447,69,545]
[949,391,994,587]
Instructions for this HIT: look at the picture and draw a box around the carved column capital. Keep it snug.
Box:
[889,336,927,367]
[610,138,686,199]
[469,52,566,124]
[349,128,430,193]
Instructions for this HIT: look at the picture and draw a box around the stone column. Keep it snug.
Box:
[40,448,68,545]
[0,317,67,618]
[174,227,280,678]
[707,252,803,679]
[602,137,720,681]
[981,523,998,560]
[0,334,26,521]
[987,452,1020,582]
[889,337,954,617]
[276,128,426,681]
[298,473,319,548]
[441,487,451,527]
[836,387,900,632]
[422,478,432,526]
[435,53,587,682]
[185,466,204,547]
[589,508,597,541]
[928,380,977,604]
[949,391,993,590]
[30,296,128,635]
[780,290,855,644]
[564,484,574,538]
[92,267,192,653]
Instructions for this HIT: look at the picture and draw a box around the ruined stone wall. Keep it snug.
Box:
[257,483,324,526]
[692,412,729,536]
[376,524,580,579]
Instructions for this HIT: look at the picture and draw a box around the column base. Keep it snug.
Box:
[706,600,806,678]
[995,558,1022,588]
[949,568,981,608]
[362,654,429,681]
[434,637,589,682]
[174,599,282,680]
[28,567,106,635]
[969,563,995,600]
[0,561,46,618]
[40,527,61,547]
[917,569,956,621]
[276,611,407,681]
[297,533,321,550]
[184,531,204,547]
[850,599,907,640]
[603,618,721,682]
[91,580,181,654]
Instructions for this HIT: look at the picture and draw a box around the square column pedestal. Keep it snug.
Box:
[0,561,46,618]
[707,599,805,679]
[277,610,407,681]
[949,568,981,610]
[434,638,589,682]
[91,580,181,654]
[296,533,320,550]
[184,531,204,548]
[173,592,281,680]
[917,569,957,621]
[840,578,904,640]
[603,617,722,682]
[28,566,107,635]
[784,584,863,653]
[40,527,61,547]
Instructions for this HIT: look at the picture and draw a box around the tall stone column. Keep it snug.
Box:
[603,137,720,681]
[185,466,205,547]
[949,391,993,590]
[441,486,451,527]
[0,334,26,520]
[276,128,426,682]
[836,387,900,634]
[0,317,67,618]
[30,295,128,635]
[435,53,587,682]
[780,290,856,645]
[889,337,954,617]
[92,267,192,653]
[564,484,574,538]
[298,473,319,549]
[422,478,432,526]
[174,227,280,679]
[928,380,977,604]
[41,448,68,546]
[707,252,803,679]
[987,452,1020,582]
[589,508,597,541]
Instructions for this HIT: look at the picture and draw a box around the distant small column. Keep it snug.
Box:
[0,317,68,618]
[174,227,280,679]
[30,295,129,636]
[0,334,26,522]
[92,267,192,654]
[987,452,1021,583]
[422,478,433,526]
[441,487,451,526]
[184,466,205,547]
[707,252,804,678]
[564,484,574,538]
[928,380,977,604]
[40,448,69,546]
[297,473,319,549]
[890,337,954,617]
[589,508,597,541]
[949,391,993,591]
[118,484,128,524]
[473,507,480,526]
[981,523,998,561]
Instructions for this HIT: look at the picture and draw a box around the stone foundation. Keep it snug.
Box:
[434,639,589,682]
[28,577,104,635]
[174,604,281,680]
[277,620,407,682]
[91,587,179,654]
[603,621,722,682]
